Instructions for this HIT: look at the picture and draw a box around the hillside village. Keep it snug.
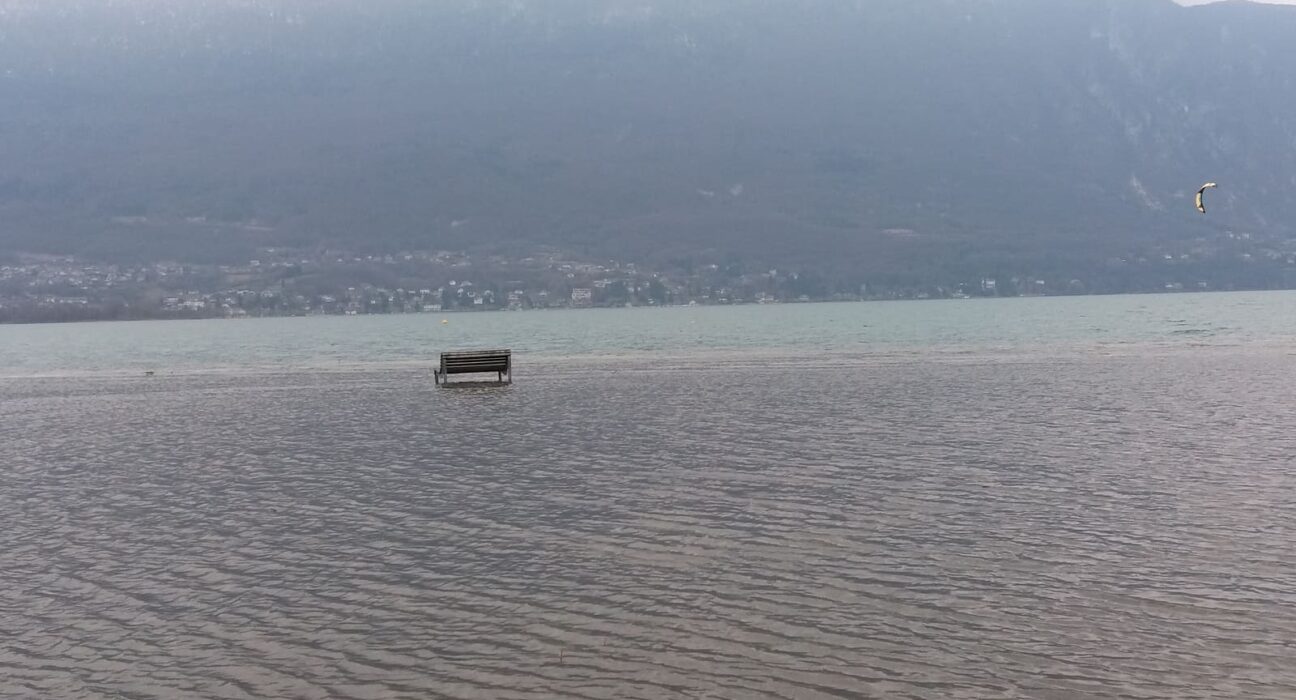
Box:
[5,227,1296,323]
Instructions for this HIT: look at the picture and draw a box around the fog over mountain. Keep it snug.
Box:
[3,0,1296,283]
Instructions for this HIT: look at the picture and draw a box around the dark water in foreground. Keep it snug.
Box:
[3,347,1296,698]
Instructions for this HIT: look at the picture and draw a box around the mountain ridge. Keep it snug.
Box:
[2,0,1295,285]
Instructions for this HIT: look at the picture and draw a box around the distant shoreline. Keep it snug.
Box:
[2,287,1291,327]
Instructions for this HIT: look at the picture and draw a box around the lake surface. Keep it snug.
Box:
[3,291,1295,377]
[3,293,1296,698]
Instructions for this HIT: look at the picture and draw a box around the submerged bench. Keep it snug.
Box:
[435,349,512,386]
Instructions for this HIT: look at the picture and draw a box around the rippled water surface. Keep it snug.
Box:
[4,296,1296,698]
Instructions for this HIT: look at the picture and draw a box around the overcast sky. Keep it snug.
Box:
[1177,0,1296,4]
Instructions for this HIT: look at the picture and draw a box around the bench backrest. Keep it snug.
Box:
[440,350,511,375]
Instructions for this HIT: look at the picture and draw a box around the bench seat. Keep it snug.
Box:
[435,349,512,386]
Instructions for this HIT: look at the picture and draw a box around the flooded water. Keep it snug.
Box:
[3,294,1296,698]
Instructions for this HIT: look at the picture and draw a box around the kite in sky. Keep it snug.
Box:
[1196,182,1217,214]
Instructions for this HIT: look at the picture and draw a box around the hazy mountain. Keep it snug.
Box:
[3,0,1295,281]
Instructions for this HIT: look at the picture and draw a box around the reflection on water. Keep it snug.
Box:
[3,347,1296,698]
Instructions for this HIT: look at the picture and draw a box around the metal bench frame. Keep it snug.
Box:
[435,349,512,386]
